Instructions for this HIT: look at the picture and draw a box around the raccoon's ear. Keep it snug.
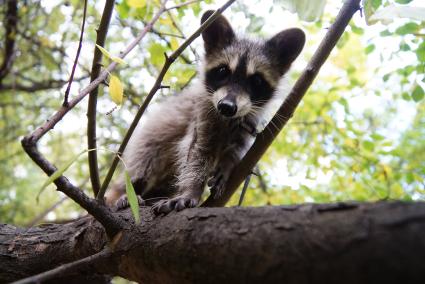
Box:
[201,10,235,54]
[265,28,306,72]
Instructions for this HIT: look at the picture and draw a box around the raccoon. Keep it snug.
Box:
[107,10,305,214]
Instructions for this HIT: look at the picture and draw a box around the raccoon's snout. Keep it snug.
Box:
[217,99,237,117]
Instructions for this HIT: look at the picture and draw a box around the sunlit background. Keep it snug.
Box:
[0,0,424,227]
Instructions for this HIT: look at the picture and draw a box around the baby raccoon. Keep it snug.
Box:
[107,10,305,214]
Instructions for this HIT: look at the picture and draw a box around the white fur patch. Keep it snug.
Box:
[211,88,227,109]
[228,55,239,72]
[246,59,256,76]
[235,94,252,117]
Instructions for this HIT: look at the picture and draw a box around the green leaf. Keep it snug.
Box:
[399,42,410,51]
[109,75,124,105]
[148,43,166,67]
[383,73,391,82]
[365,44,375,54]
[277,0,327,21]
[37,149,88,202]
[371,133,385,141]
[412,85,424,102]
[395,23,419,35]
[362,140,375,151]
[363,0,382,24]
[125,171,140,224]
[395,0,413,4]
[417,41,425,62]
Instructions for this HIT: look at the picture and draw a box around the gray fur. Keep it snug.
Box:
[107,11,305,214]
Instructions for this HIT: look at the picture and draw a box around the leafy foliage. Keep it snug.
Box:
[0,0,424,228]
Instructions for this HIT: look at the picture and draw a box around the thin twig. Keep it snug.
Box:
[24,2,168,144]
[12,248,112,284]
[63,0,88,107]
[97,0,237,200]
[87,0,115,197]
[25,196,68,228]
[166,0,201,11]
[203,0,362,207]
[238,173,252,206]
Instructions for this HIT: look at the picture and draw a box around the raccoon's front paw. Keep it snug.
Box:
[115,195,145,211]
[152,196,198,215]
[207,170,229,199]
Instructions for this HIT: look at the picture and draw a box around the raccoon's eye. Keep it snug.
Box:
[249,73,266,91]
[214,65,230,81]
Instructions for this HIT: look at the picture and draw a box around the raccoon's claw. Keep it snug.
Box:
[208,173,227,199]
[115,195,145,211]
[152,196,198,215]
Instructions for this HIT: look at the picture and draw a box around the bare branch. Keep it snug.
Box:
[25,196,68,228]
[165,0,201,11]
[63,0,88,106]
[12,249,112,284]
[97,0,237,200]
[0,0,18,85]
[87,0,115,197]
[203,0,362,207]
[20,138,124,236]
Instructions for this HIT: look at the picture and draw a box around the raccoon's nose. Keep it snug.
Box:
[217,99,237,117]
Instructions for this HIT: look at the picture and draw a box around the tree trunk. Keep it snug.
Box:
[1,201,425,283]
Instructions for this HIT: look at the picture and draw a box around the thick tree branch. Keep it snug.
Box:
[87,0,115,197]
[0,0,18,86]
[203,0,362,207]
[2,201,425,283]
[63,0,88,106]
[97,0,237,200]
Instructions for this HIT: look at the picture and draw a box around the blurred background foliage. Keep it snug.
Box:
[0,0,424,227]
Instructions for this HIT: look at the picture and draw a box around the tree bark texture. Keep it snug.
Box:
[1,201,425,283]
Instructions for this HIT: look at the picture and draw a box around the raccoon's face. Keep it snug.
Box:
[201,10,305,119]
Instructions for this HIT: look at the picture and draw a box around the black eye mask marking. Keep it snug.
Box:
[205,64,231,91]
[205,59,275,107]
[247,73,274,106]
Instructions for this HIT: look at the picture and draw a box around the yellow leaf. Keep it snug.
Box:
[170,38,179,50]
[159,16,173,26]
[111,56,126,65]
[96,44,126,65]
[109,75,124,105]
[96,44,112,60]
[127,0,146,8]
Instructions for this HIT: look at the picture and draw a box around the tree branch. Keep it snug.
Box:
[97,0,237,201]
[0,0,18,86]
[13,249,112,284]
[63,0,88,107]
[87,0,115,197]
[203,0,362,207]
[20,138,124,236]
[2,201,425,283]
[165,0,201,11]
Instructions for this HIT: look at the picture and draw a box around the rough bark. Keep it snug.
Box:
[1,201,425,283]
